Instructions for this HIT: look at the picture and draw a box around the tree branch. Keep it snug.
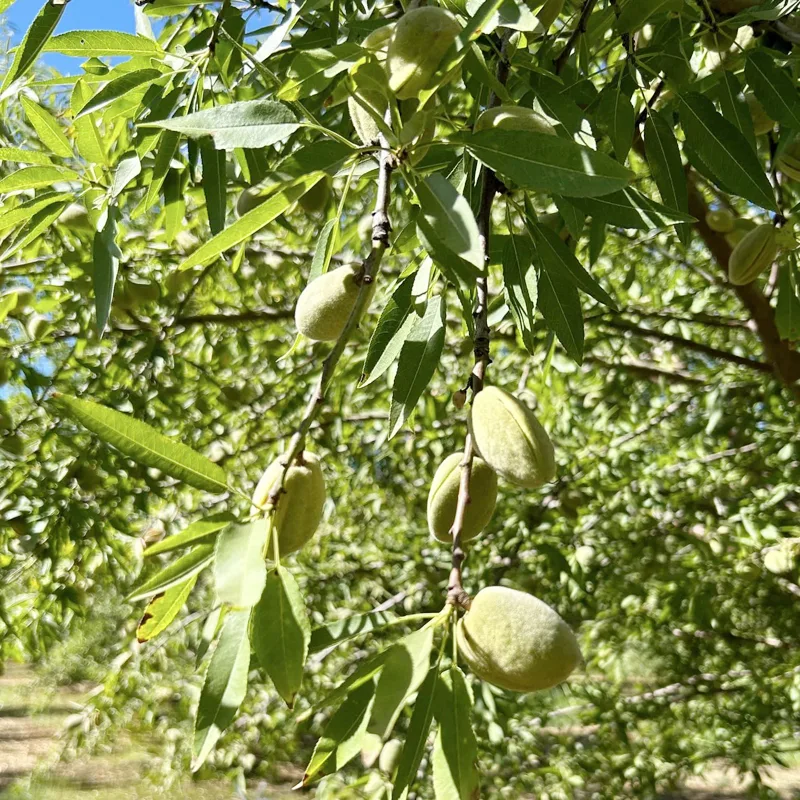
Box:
[265,113,395,509]
[554,0,598,75]
[447,34,510,610]
[600,318,773,374]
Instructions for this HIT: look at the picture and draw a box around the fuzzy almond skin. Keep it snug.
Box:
[378,738,403,775]
[387,7,461,100]
[252,451,326,557]
[457,587,582,692]
[474,105,557,135]
[427,453,498,543]
[705,209,735,233]
[295,264,375,342]
[297,178,330,214]
[468,386,556,488]
[728,224,779,286]
[777,142,800,182]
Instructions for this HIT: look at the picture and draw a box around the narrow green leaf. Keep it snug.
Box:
[43,30,163,57]
[128,544,214,603]
[745,50,800,130]
[20,97,72,158]
[92,207,121,336]
[361,274,416,386]
[391,666,439,800]
[142,99,299,150]
[111,152,142,199]
[0,147,53,166]
[253,566,311,707]
[530,222,618,309]
[71,78,108,166]
[528,227,584,364]
[617,0,682,32]
[0,192,73,233]
[776,264,800,342]
[302,680,376,785]
[680,92,776,210]
[389,296,446,438]
[715,70,755,150]
[179,174,322,271]
[214,520,269,608]
[134,130,179,218]
[277,44,361,102]
[296,648,392,724]
[459,129,633,197]
[644,108,690,246]
[309,217,336,282]
[368,626,433,741]
[0,166,80,194]
[572,186,695,229]
[196,607,224,667]
[75,68,161,119]
[432,667,479,800]
[54,394,229,493]
[502,235,538,354]
[163,169,184,245]
[136,575,197,643]
[145,514,235,558]
[309,610,399,654]
[192,608,251,771]
[1,0,66,92]
[200,140,226,236]
[416,175,483,270]
[0,198,69,261]
[595,79,634,162]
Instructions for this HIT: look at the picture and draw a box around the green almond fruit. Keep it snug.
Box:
[728,223,780,285]
[706,209,735,233]
[746,94,774,136]
[456,586,582,693]
[378,738,403,776]
[297,178,331,215]
[474,105,557,136]
[386,7,461,100]
[295,264,376,342]
[468,386,556,489]
[252,451,326,558]
[427,452,498,543]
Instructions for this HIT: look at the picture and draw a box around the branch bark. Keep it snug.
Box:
[447,35,510,610]
[264,115,395,509]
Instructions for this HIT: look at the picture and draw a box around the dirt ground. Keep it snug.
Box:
[1,663,798,799]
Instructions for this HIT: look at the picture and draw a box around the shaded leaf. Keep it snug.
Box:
[432,667,479,800]
[200,140,226,235]
[502,235,538,354]
[459,129,633,197]
[302,680,376,785]
[92,207,121,336]
[572,186,694,229]
[368,626,434,740]
[391,666,439,800]
[417,175,483,270]
[192,608,251,771]
[361,274,416,386]
[76,68,162,119]
[389,296,446,438]
[128,545,214,603]
[145,514,235,557]
[214,520,270,608]
[253,566,311,707]
[680,92,776,210]
[745,50,800,131]
[309,610,400,654]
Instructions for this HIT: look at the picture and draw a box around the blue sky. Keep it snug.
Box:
[7,0,136,71]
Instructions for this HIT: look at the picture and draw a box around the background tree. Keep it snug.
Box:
[1,0,800,797]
